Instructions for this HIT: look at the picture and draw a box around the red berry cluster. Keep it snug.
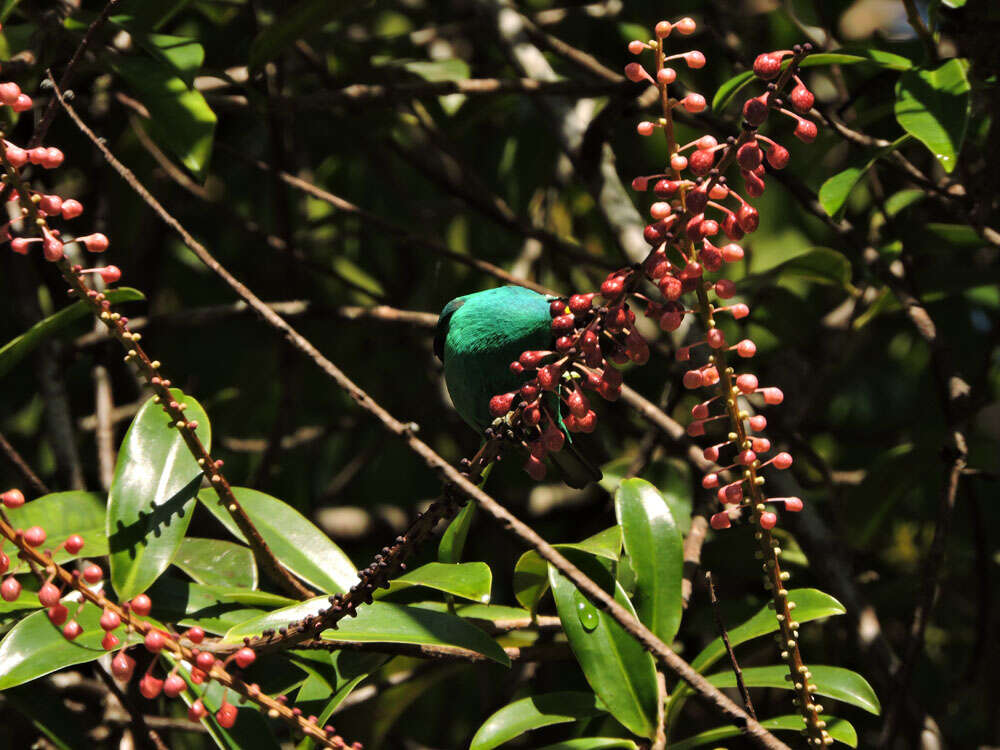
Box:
[487,290,635,481]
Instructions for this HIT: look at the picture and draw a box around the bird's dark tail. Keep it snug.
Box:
[549,439,602,489]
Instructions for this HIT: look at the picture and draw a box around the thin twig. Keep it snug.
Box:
[93,661,169,750]
[0,430,50,496]
[706,571,756,720]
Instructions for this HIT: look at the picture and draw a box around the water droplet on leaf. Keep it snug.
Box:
[574,589,599,631]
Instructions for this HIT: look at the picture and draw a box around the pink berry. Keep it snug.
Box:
[637,121,655,136]
[10,237,30,255]
[82,564,103,583]
[670,153,688,171]
[43,148,64,168]
[794,119,818,143]
[42,236,63,262]
[64,534,84,554]
[144,630,166,653]
[24,526,46,547]
[749,415,767,432]
[62,621,82,640]
[737,142,763,170]
[753,437,772,453]
[753,54,782,80]
[707,328,726,349]
[60,199,83,219]
[628,40,646,55]
[715,279,736,299]
[675,17,696,34]
[650,201,672,220]
[0,553,7,575]
[38,582,61,607]
[186,626,205,644]
[682,93,706,113]
[196,651,216,671]
[5,145,28,167]
[130,593,152,616]
[139,674,163,699]
[235,647,256,668]
[743,96,769,126]
[100,609,121,631]
[737,204,759,233]
[731,303,750,319]
[624,63,649,83]
[702,473,720,488]
[688,148,715,175]
[683,370,704,389]
[98,265,121,284]
[39,195,62,214]
[11,94,32,113]
[111,652,136,680]
[783,497,804,512]
[762,387,784,405]
[736,339,756,357]
[790,84,815,113]
[216,702,238,728]
[164,674,186,697]
[0,82,20,105]
[2,489,25,508]
[47,604,68,625]
[82,233,109,253]
[710,512,731,530]
[2,577,22,601]
[188,699,207,722]
[759,512,778,530]
[655,20,672,37]
[766,143,790,169]
[772,452,793,469]
[27,148,46,165]
[102,631,120,650]
[721,244,744,263]
[685,51,706,69]
[738,449,757,466]
[736,374,758,394]
[657,67,676,85]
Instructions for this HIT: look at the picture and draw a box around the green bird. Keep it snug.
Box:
[434,285,602,488]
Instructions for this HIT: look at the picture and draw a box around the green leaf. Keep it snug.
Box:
[713,51,912,112]
[147,576,292,635]
[614,479,683,644]
[107,389,210,599]
[514,526,621,612]
[224,599,510,666]
[690,589,845,672]
[0,288,144,379]
[412,601,532,621]
[0,594,143,689]
[439,501,476,564]
[470,692,605,750]
[549,553,658,739]
[173,537,258,589]
[139,33,204,86]
[378,561,491,603]
[884,189,926,217]
[201,486,356,594]
[112,56,216,178]
[667,715,856,749]
[706,665,880,715]
[5,492,107,574]
[894,59,971,172]
[818,135,911,219]
[772,248,853,289]
[536,741,638,750]
[249,0,358,70]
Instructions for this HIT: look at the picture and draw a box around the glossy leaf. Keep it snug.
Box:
[5,491,107,574]
[514,526,621,612]
[706,664,880,714]
[224,598,510,665]
[412,601,532,621]
[690,588,846,672]
[602,458,693,535]
[771,248,854,289]
[0,288,144,379]
[112,56,216,177]
[0,594,143,689]
[378,561,491,603]
[818,135,911,218]
[439,500,476,564]
[201,486,356,594]
[894,59,970,172]
[615,478,683,644]
[470,692,604,750]
[173,537,258,589]
[107,388,210,600]
[549,553,659,739]
[667,715,856,749]
[148,576,292,635]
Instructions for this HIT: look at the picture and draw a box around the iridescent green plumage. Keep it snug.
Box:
[435,286,601,487]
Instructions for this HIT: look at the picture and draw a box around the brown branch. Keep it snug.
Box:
[0,430,50,496]
[53,67,789,750]
[30,0,120,147]
[706,571,756,720]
